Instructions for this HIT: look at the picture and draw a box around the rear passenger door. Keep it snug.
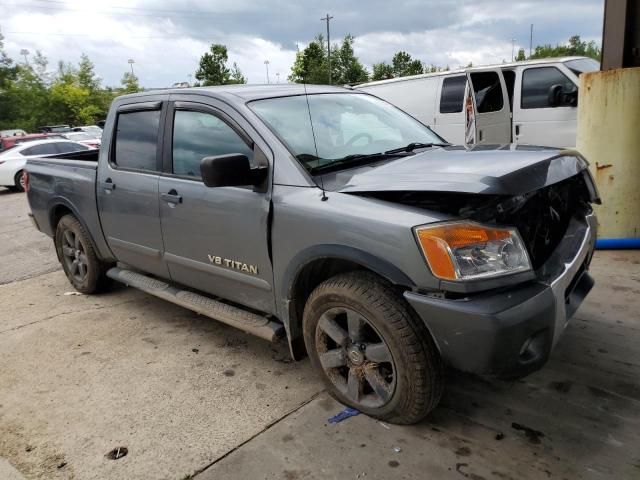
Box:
[466,69,512,145]
[96,100,170,278]
[158,98,275,314]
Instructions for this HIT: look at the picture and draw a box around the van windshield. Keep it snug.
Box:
[564,58,600,77]
[249,93,443,172]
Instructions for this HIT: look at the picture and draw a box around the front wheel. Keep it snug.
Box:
[54,214,113,293]
[303,271,444,424]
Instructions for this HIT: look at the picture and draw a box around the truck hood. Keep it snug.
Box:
[328,145,589,196]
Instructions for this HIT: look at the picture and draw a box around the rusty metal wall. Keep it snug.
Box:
[576,67,640,239]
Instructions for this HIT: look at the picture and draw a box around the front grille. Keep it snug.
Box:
[506,175,591,269]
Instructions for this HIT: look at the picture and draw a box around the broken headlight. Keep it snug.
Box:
[414,221,531,281]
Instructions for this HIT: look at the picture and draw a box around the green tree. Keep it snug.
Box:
[333,34,369,84]
[522,35,601,61]
[515,48,526,61]
[120,71,141,94]
[78,53,100,91]
[371,62,394,81]
[391,51,424,77]
[289,34,368,85]
[288,35,329,84]
[228,62,247,84]
[195,44,231,86]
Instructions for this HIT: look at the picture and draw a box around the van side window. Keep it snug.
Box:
[469,72,504,113]
[172,110,253,179]
[114,110,161,171]
[521,67,575,109]
[439,76,466,113]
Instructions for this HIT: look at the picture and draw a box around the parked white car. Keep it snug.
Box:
[0,139,91,191]
[356,56,599,147]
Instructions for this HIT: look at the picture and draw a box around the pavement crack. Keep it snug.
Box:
[0,299,140,334]
[191,389,326,479]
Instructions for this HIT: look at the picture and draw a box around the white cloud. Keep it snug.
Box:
[1,0,604,87]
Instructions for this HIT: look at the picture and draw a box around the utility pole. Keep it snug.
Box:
[128,58,135,75]
[511,38,515,61]
[529,24,534,57]
[264,60,270,84]
[321,13,333,84]
[187,73,193,86]
[20,49,29,64]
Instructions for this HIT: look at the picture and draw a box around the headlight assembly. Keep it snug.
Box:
[414,221,531,281]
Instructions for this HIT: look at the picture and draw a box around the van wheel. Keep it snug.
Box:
[14,171,25,192]
[55,214,113,294]
[303,271,444,424]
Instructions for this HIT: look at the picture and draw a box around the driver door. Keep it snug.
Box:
[465,68,511,145]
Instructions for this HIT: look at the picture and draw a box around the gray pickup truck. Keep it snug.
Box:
[25,85,599,424]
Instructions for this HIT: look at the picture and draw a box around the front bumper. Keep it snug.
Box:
[405,212,597,378]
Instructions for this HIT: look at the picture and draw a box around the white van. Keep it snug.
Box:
[356,56,599,147]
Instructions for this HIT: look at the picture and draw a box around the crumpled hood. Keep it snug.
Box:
[331,145,589,196]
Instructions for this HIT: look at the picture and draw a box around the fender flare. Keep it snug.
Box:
[47,196,115,262]
[282,243,415,301]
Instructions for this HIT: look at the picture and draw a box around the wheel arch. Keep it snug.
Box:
[48,200,105,263]
[282,245,415,360]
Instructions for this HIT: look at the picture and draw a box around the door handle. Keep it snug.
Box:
[101,179,115,193]
[161,190,183,205]
[515,124,520,136]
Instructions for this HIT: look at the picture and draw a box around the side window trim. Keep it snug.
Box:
[109,102,166,173]
[163,101,255,180]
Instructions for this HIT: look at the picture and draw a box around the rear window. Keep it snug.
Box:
[114,110,161,171]
[439,76,466,113]
[22,143,60,156]
[55,142,89,153]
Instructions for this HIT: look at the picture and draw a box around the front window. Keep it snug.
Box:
[249,93,442,172]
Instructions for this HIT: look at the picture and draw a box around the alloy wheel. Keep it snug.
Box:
[315,306,396,409]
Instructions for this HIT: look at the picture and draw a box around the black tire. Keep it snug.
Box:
[13,171,25,192]
[303,271,444,425]
[54,214,113,293]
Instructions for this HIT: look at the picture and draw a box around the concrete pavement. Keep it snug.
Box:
[1,188,639,479]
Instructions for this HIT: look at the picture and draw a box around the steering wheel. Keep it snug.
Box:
[345,132,373,147]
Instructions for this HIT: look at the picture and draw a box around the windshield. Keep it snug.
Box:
[249,93,443,172]
[564,58,600,77]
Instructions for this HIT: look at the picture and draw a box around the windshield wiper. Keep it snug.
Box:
[384,142,450,154]
[308,152,408,174]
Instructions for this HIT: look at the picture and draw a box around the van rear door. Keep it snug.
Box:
[465,69,511,145]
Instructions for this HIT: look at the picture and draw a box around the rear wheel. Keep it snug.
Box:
[303,271,444,424]
[13,171,25,192]
[55,214,113,293]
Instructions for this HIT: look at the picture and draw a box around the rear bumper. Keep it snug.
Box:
[405,212,596,378]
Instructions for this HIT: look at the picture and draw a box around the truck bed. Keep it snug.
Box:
[25,151,114,261]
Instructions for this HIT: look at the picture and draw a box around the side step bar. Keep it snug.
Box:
[106,267,284,342]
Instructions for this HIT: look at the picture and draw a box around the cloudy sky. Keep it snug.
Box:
[1,0,604,87]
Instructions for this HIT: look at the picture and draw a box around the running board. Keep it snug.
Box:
[106,267,284,342]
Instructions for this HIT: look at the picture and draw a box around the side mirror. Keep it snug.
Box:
[200,153,268,188]
[548,84,563,107]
